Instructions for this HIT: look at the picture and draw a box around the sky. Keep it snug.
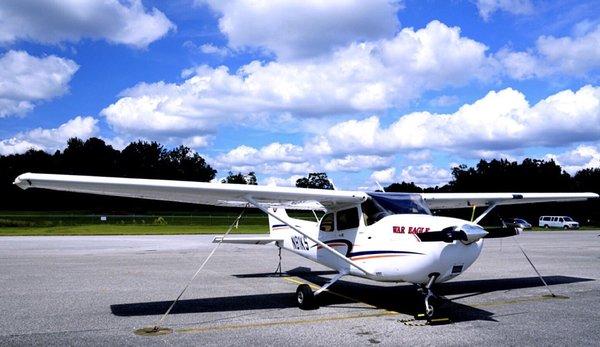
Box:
[0,0,599,189]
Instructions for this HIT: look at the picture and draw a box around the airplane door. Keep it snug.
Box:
[317,208,360,269]
[318,212,337,244]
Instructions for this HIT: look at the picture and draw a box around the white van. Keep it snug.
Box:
[538,216,580,229]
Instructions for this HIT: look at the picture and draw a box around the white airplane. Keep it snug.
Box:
[13,173,598,318]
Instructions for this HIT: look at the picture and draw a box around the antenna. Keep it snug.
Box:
[329,179,337,190]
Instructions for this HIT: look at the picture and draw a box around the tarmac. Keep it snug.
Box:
[0,230,598,346]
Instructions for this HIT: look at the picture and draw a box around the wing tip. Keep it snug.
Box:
[13,172,33,190]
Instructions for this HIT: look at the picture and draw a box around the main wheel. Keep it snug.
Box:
[296,284,315,310]
[563,225,569,230]
[544,224,549,229]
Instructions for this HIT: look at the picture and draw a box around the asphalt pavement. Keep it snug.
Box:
[0,231,598,345]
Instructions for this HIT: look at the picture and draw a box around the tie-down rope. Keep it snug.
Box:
[512,237,556,297]
[151,204,249,331]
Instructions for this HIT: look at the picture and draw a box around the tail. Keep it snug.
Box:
[268,207,290,237]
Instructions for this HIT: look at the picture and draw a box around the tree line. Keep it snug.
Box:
[0,137,598,223]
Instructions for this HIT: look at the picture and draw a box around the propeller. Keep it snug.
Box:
[417,224,491,244]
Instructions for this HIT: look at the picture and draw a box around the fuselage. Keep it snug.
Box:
[273,214,484,285]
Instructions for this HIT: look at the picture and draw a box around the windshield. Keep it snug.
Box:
[366,193,431,216]
[563,217,573,221]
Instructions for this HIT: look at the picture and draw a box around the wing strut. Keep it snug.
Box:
[244,195,373,276]
[473,203,497,224]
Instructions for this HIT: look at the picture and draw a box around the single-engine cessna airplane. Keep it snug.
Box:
[13,173,598,318]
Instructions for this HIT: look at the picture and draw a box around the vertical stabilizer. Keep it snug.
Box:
[268,207,290,236]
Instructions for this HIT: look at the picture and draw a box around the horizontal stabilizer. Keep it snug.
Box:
[212,236,283,245]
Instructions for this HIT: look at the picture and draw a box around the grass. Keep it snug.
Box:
[0,210,318,235]
[0,224,269,236]
[0,211,595,236]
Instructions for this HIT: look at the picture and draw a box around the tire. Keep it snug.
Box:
[296,284,315,310]
[563,225,569,230]
[544,225,549,229]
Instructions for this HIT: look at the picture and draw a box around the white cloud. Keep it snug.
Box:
[398,164,452,187]
[429,95,459,107]
[471,150,517,162]
[200,43,229,56]
[101,20,493,138]
[370,167,396,184]
[0,50,79,117]
[0,0,174,48]
[495,49,541,80]
[536,24,600,75]
[183,41,230,57]
[545,144,600,174]
[217,145,259,167]
[183,135,211,148]
[498,24,600,78]
[475,0,533,21]
[325,155,392,172]
[201,0,401,60]
[406,150,432,162]
[311,85,600,155]
[214,143,311,175]
[369,164,451,187]
[263,175,304,187]
[0,116,99,155]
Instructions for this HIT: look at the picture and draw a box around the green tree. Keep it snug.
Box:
[61,137,120,176]
[295,172,334,190]
[222,171,257,185]
[574,168,600,193]
[384,182,423,193]
[166,145,217,182]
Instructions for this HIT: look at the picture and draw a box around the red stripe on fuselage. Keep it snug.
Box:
[350,254,407,261]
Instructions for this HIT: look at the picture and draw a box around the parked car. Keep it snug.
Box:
[538,216,580,229]
[503,218,532,229]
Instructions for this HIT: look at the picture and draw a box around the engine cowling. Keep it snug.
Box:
[416,224,488,244]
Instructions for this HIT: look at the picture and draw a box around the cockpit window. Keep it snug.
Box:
[319,213,335,232]
[337,208,359,230]
[362,193,431,226]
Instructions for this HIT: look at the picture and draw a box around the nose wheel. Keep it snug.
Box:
[417,273,439,320]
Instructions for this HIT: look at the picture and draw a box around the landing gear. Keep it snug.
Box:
[294,272,346,310]
[296,284,315,310]
[417,273,439,319]
[274,246,282,276]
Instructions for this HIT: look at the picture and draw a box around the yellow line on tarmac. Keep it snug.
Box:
[175,276,403,335]
[176,311,398,334]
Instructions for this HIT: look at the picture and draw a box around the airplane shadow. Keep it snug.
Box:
[110,269,593,323]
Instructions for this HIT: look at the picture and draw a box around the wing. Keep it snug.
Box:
[421,192,598,209]
[13,173,367,211]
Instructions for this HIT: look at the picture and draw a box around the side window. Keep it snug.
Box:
[337,208,360,230]
[559,217,564,222]
[319,213,335,232]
